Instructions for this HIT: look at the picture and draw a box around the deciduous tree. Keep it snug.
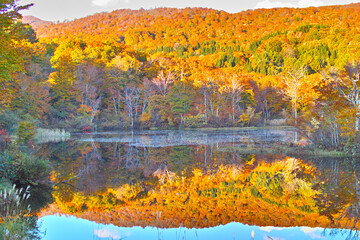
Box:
[281,67,306,126]
[329,62,360,132]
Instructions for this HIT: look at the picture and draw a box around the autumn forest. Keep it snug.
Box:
[0,2,355,151]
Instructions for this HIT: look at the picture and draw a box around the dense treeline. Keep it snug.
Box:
[1,2,360,150]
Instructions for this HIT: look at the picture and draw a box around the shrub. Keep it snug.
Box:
[0,127,7,136]
[344,134,360,156]
[82,126,92,133]
[17,121,36,144]
[0,110,20,134]
[0,150,50,187]
[183,114,206,128]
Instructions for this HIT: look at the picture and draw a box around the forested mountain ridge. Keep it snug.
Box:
[0,3,359,150]
[29,4,360,42]
[25,3,360,72]
[21,15,50,29]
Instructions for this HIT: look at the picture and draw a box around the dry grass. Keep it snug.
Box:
[34,128,71,143]
[0,185,30,219]
[0,185,41,240]
[268,118,287,126]
[220,145,347,157]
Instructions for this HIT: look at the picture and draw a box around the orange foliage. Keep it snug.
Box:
[40,157,346,229]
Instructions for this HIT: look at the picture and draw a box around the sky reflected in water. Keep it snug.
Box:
[40,215,353,240]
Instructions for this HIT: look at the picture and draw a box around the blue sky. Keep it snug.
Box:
[40,215,349,240]
[19,0,359,22]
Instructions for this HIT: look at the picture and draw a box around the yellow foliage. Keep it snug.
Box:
[238,113,249,126]
[108,184,143,202]
[140,112,151,123]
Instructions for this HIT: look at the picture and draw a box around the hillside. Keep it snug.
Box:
[2,3,360,150]
[21,15,51,30]
[27,4,360,72]
[32,4,360,42]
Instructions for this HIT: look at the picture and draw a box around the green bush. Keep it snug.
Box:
[184,114,206,128]
[17,121,37,144]
[0,150,50,187]
[0,110,20,134]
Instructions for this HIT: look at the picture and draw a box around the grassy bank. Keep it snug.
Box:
[220,145,348,157]
[148,125,293,131]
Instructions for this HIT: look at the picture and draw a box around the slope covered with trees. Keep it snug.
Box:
[0,3,358,150]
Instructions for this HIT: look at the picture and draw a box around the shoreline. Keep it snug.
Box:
[220,145,348,157]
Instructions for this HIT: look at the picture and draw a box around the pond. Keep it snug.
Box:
[34,129,360,239]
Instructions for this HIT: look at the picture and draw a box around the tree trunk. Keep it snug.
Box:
[204,88,208,125]
[113,97,118,115]
[294,99,297,126]
[131,114,134,129]
[232,95,235,123]
[209,97,214,117]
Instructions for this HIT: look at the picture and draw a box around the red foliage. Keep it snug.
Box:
[27,140,38,150]
[0,121,7,136]
[0,128,7,136]
[82,126,92,133]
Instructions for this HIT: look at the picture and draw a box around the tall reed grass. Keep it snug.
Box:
[0,185,41,239]
[35,128,71,143]
[0,185,30,219]
[268,118,287,126]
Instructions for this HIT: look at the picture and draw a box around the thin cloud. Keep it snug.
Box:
[263,236,285,240]
[91,0,129,7]
[254,0,324,9]
[93,228,121,239]
[300,227,325,239]
[298,0,324,7]
[259,226,284,232]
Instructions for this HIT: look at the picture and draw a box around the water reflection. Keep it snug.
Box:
[78,129,295,147]
[35,130,360,239]
[40,215,353,240]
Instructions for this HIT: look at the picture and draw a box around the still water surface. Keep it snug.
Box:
[36,129,360,239]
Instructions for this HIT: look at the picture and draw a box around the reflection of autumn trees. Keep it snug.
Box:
[38,140,360,232]
[41,157,335,229]
[303,157,360,240]
[317,159,360,233]
[338,172,360,228]
[39,140,247,193]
